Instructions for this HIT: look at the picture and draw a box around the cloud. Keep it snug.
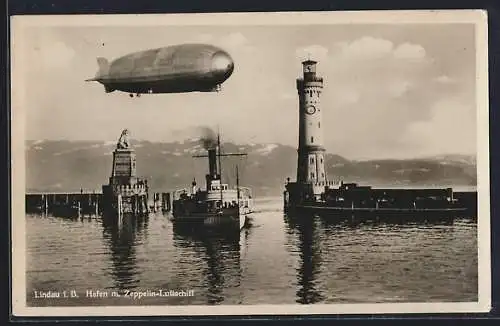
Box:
[197,32,254,53]
[393,42,426,60]
[295,44,329,62]
[434,75,456,84]
[23,26,476,160]
[189,32,254,57]
[403,97,476,155]
[29,30,77,70]
[311,35,469,159]
[388,80,413,97]
[193,33,214,43]
[334,88,360,105]
[336,36,394,59]
[221,32,248,48]
[333,37,427,63]
[326,37,431,102]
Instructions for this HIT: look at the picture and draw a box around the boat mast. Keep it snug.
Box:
[236,165,240,216]
[217,131,223,207]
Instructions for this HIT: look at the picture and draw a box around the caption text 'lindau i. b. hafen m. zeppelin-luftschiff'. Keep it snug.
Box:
[85,43,235,97]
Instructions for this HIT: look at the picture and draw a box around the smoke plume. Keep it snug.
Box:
[198,126,217,150]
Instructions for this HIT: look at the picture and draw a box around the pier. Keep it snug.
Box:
[26,192,102,217]
[25,191,171,218]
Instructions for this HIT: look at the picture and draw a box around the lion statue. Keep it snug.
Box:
[117,129,130,149]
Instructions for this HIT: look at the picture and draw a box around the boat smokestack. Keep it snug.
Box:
[208,148,218,178]
[197,126,219,179]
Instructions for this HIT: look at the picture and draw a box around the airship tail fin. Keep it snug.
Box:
[85,57,110,82]
[96,57,110,78]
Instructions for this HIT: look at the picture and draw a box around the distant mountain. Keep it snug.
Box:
[25,139,477,196]
[420,154,477,166]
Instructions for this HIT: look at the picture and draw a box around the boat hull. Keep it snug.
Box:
[172,212,248,231]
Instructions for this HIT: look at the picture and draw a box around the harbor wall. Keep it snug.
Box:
[284,182,477,217]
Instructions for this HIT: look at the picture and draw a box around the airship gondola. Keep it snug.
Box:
[85,43,234,97]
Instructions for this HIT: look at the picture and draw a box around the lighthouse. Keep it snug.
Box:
[284,59,332,208]
[296,60,327,196]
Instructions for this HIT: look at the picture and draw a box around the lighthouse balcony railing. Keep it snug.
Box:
[114,184,148,196]
[312,181,339,188]
[296,78,324,86]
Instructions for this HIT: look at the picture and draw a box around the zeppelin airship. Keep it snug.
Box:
[85,44,235,97]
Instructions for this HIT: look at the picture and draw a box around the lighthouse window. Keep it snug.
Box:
[311,172,315,178]
[310,157,314,164]
[318,122,321,128]
[320,158,323,163]
[311,136,314,143]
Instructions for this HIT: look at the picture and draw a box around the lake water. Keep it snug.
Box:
[25,197,478,306]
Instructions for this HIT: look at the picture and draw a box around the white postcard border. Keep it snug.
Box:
[10,9,491,317]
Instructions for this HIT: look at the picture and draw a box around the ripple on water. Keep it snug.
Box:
[25,201,478,306]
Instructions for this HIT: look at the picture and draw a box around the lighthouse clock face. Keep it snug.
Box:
[305,105,316,115]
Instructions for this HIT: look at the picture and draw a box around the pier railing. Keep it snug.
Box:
[313,181,338,187]
[26,190,172,217]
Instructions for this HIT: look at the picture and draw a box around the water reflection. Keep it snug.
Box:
[317,213,455,232]
[25,198,478,306]
[284,211,474,304]
[285,214,324,304]
[101,212,149,291]
[172,223,242,304]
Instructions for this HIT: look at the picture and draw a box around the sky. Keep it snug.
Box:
[19,22,477,160]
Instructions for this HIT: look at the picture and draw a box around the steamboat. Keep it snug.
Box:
[171,133,253,230]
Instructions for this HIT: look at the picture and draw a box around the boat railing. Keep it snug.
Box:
[173,188,190,200]
[237,186,253,198]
